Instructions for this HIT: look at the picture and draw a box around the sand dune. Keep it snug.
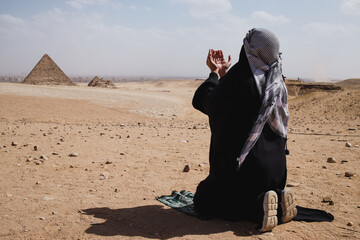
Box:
[335,78,360,89]
[0,80,359,239]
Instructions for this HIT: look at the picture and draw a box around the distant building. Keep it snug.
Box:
[23,54,75,86]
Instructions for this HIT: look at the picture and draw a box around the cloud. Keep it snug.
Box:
[341,0,360,15]
[0,14,26,25]
[251,11,290,24]
[0,14,30,38]
[65,0,121,9]
[0,6,179,75]
[176,0,232,19]
[304,22,359,35]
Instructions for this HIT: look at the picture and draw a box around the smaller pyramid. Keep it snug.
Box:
[23,54,75,86]
[88,76,116,88]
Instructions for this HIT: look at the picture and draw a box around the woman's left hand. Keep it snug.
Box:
[206,49,232,78]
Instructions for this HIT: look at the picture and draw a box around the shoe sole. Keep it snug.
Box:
[281,189,297,223]
[259,190,278,232]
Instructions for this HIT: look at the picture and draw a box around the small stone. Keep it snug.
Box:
[52,152,59,155]
[345,172,354,177]
[11,141,18,146]
[34,160,41,165]
[322,197,332,203]
[348,128,356,131]
[114,188,119,192]
[126,135,130,138]
[329,200,334,205]
[39,217,45,220]
[52,211,56,215]
[90,222,102,225]
[60,138,64,142]
[33,146,38,151]
[105,161,112,164]
[346,142,352,147]
[322,166,327,169]
[69,165,74,168]
[183,164,190,172]
[327,157,336,163]
[341,160,348,164]
[286,182,300,187]
[100,172,109,180]
[100,132,105,136]
[39,155,48,160]
[69,152,78,157]
[120,152,125,155]
[347,221,353,226]
[36,181,40,185]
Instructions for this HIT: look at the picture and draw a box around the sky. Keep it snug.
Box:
[0,0,359,81]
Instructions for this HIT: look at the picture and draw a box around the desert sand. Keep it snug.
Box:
[0,80,359,239]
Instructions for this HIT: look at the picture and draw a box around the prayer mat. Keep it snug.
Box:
[156,190,198,216]
[156,190,334,222]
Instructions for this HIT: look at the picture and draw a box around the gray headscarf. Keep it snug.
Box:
[237,28,289,168]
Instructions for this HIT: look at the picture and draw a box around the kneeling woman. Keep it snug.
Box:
[192,28,297,232]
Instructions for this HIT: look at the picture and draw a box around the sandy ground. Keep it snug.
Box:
[0,81,359,240]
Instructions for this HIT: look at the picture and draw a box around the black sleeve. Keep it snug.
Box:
[192,72,219,115]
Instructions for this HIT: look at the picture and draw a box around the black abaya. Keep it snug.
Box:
[192,47,287,222]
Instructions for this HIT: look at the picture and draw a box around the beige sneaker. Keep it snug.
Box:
[281,189,297,223]
[259,190,278,232]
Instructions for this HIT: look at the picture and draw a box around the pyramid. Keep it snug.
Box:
[88,76,116,88]
[22,54,75,86]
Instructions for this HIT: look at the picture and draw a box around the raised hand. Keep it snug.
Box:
[206,49,232,78]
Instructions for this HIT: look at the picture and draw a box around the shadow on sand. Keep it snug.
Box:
[82,205,259,239]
